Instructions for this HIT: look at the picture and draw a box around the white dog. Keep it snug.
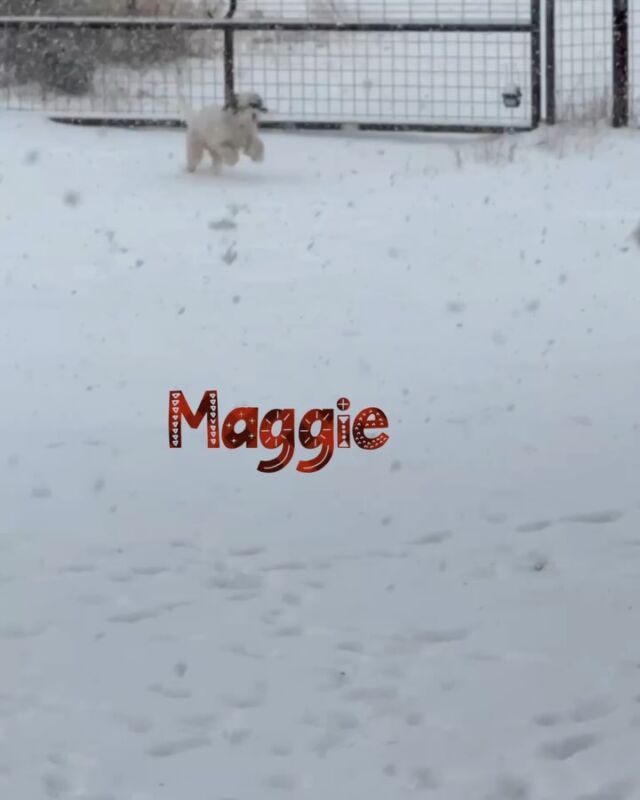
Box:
[180,91,268,173]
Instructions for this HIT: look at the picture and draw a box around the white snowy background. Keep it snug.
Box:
[0,7,638,800]
[2,108,640,799]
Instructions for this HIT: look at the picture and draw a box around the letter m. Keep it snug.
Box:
[169,390,219,448]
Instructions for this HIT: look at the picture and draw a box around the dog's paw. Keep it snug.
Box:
[222,151,239,167]
[249,141,265,163]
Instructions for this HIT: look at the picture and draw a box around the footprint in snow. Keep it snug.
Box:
[310,731,346,756]
[60,563,97,573]
[538,732,599,760]
[113,712,154,734]
[148,683,191,700]
[414,628,469,644]
[108,601,189,623]
[576,780,636,800]
[77,594,107,606]
[223,728,252,745]
[516,519,554,533]
[408,530,453,545]
[486,775,531,800]
[569,696,614,723]
[222,684,266,709]
[560,510,623,525]
[205,572,264,591]
[485,512,509,524]
[571,415,593,427]
[209,217,237,230]
[227,591,262,603]
[263,773,297,791]
[344,685,398,703]
[272,625,304,638]
[336,640,365,653]
[410,767,439,790]
[42,773,71,798]
[146,736,211,757]
[533,711,563,727]
[271,744,292,756]
[0,622,48,639]
[130,566,170,576]
[260,560,308,572]
[227,546,265,557]
[225,642,264,659]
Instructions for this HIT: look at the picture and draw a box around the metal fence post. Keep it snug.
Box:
[223,0,237,107]
[545,0,556,123]
[530,0,542,128]
[613,0,629,126]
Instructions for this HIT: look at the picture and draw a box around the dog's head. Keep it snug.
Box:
[225,91,268,119]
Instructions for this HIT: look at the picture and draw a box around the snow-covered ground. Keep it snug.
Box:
[2,111,640,799]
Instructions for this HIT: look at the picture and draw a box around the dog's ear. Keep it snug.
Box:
[249,93,267,112]
[225,91,267,114]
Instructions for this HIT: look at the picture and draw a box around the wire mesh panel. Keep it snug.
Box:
[234,27,534,128]
[0,0,533,21]
[0,1,225,16]
[234,0,532,22]
[553,0,612,123]
[0,2,539,131]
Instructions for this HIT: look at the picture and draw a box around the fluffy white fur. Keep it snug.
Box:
[180,91,267,174]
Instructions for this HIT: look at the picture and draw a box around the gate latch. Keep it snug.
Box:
[502,85,522,108]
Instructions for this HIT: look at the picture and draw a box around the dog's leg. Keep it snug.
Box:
[218,144,239,167]
[186,131,205,173]
[206,147,223,175]
[245,135,264,163]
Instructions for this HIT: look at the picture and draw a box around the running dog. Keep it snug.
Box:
[181,91,268,173]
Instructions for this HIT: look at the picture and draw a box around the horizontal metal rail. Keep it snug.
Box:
[0,15,533,33]
[49,114,525,134]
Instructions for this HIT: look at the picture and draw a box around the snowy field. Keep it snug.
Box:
[3,111,640,799]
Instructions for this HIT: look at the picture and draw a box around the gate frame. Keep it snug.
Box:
[544,0,630,128]
[0,3,543,134]
[612,0,629,126]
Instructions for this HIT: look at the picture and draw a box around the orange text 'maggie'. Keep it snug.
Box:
[169,390,390,473]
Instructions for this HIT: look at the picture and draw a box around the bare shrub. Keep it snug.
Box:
[451,133,520,168]
[0,2,98,95]
[556,92,611,127]
[94,0,222,68]
[0,0,222,95]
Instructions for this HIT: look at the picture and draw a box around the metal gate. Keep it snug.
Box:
[0,1,542,133]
